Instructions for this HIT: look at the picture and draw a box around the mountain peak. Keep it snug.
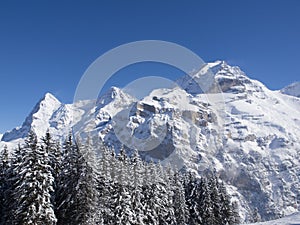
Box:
[207,60,227,68]
[177,60,250,94]
[1,93,62,141]
[107,86,122,96]
[96,86,135,107]
[43,92,58,100]
[99,86,123,101]
[39,92,61,105]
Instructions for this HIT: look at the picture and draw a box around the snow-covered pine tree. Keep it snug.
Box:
[56,134,77,225]
[99,147,119,224]
[97,142,111,180]
[160,164,176,225]
[41,131,62,214]
[41,131,61,187]
[184,172,202,225]
[73,136,99,224]
[2,144,24,224]
[209,174,223,224]
[198,177,215,225]
[218,181,236,225]
[56,134,99,225]
[142,161,159,225]
[0,145,10,222]
[9,130,56,224]
[129,149,145,225]
[96,144,113,224]
[172,171,188,224]
[111,146,133,224]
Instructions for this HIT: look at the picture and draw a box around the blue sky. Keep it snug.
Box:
[0,0,299,133]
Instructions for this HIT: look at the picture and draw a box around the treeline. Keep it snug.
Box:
[0,131,240,225]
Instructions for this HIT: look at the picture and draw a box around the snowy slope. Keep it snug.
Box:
[281,82,300,98]
[1,61,300,223]
[246,212,300,225]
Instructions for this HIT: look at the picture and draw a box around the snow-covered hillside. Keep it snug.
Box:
[246,212,300,225]
[1,61,299,223]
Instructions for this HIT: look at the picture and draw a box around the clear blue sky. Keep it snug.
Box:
[0,0,299,133]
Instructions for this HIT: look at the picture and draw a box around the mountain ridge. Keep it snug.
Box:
[1,61,300,223]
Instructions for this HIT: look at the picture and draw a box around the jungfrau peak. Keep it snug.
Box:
[1,61,300,223]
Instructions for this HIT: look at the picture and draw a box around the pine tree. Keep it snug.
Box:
[74,137,99,224]
[0,145,10,223]
[184,172,202,225]
[97,144,113,224]
[3,144,24,224]
[209,174,222,224]
[142,161,159,225]
[129,150,145,225]
[111,147,133,224]
[172,171,188,224]
[219,181,235,225]
[41,131,62,215]
[9,130,57,224]
[41,131,61,186]
[199,177,215,225]
[56,134,78,225]
[98,147,119,224]
[160,164,176,225]
[56,135,99,225]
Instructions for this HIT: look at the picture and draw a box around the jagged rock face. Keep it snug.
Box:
[1,61,300,223]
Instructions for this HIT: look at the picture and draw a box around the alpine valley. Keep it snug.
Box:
[1,61,300,223]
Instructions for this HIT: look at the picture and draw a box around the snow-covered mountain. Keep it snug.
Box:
[1,61,300,223]
[281,82,300,98]
[1,93,61,142]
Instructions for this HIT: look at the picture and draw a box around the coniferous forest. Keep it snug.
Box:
[0,131,240,225]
